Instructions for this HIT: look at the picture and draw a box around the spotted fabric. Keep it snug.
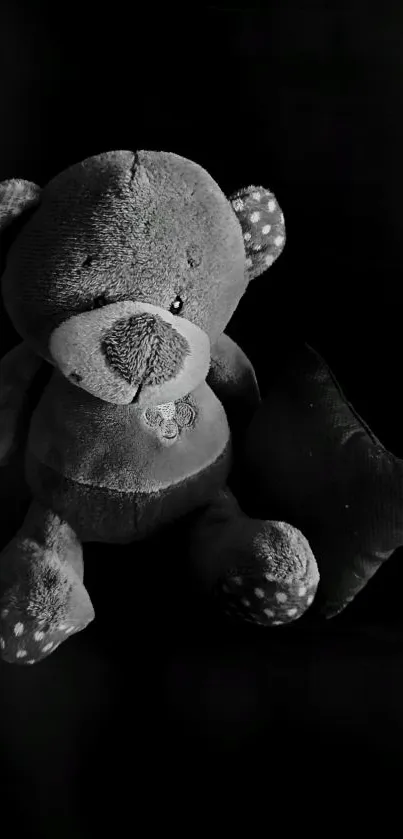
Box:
[0,510,95,665]
[213,520,320,626]
[0,609,91,664]
[215,572,318,626]
[230,186,286,281]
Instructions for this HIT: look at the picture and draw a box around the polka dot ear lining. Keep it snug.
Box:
[230,186,286,281]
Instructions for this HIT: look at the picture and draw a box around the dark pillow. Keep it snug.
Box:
[240,343,403,618]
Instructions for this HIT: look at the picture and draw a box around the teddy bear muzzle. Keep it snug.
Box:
[48,299,211,406]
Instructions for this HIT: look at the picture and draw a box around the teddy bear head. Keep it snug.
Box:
[0,150,286,407]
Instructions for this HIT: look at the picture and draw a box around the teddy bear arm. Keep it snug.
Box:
[0,341,45,465]
[207,332,261,440]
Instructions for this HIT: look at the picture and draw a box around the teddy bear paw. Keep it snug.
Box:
[0,610,94,665]
[215,521,320,627]
[0,610,89,664]
[0,600,94,665]
[218,573,319,626]
[0,567,95,665]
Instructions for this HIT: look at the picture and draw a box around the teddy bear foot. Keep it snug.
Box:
[0,500,94,665]
[216,548,319,627]
[188,487,320,627]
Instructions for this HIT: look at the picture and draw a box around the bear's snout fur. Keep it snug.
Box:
[101,312,190,388]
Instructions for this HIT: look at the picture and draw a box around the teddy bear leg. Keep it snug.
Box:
[0,498,94,665]
[187,487,319,626]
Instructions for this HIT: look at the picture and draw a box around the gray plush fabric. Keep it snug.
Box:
[25,445,232,545]
[101,312,189,386]
[0,499,94,664]
[207,332,261,444]
[0,150,317,668]
[0,341,45,464]
[26,372,231,495]
[2,151,248,359]
[0,179,41,233]
[48,299,211,406]
[230,185,286,281]
[187,487,319,625]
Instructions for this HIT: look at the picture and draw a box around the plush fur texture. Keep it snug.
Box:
[101,312,189,386]
[1,151,247,357]
[48,299,211,406]
[0,341,44,463]
[0,150,318,666]
[206,332,261,452]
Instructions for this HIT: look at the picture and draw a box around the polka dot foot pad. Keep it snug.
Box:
[0,608,94,665]
[230,185,286,281]
[0,586,95,665]
[214,570,318,627]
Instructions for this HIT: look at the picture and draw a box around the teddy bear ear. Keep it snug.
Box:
[229,185,286,281]
[0,179,41,233]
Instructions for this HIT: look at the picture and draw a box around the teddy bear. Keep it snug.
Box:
[0,150,320,666]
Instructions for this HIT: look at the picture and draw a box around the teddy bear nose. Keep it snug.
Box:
[100,312,190,388]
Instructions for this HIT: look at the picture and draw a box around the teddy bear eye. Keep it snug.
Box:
[169,295,184,315]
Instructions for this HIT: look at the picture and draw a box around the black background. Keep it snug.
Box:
[1,2,403,834]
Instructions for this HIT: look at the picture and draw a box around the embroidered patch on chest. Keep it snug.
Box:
[142,397,197,445]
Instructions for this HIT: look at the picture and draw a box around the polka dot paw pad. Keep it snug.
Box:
[215,573,318,626]
[230,185,286,280]
[0,612,92,665]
